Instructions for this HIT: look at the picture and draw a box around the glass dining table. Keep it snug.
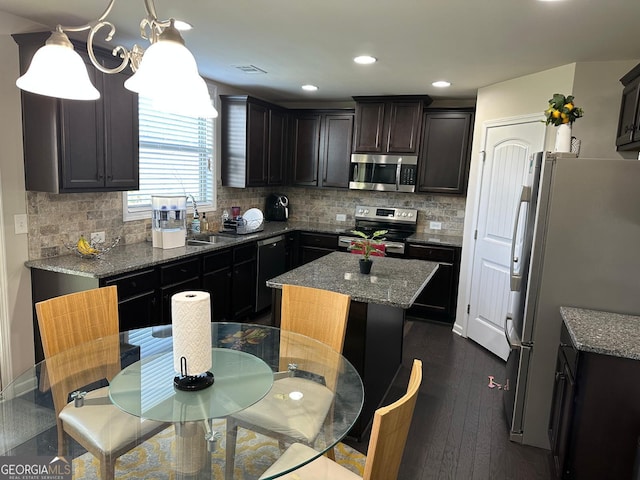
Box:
[0,322,364,479]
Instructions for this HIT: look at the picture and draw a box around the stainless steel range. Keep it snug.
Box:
[338,205,418,256]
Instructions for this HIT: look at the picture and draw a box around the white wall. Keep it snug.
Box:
[571,60,639,159]
[0,33,34,382]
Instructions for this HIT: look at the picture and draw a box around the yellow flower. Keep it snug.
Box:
[552,110,561,118]
[565,103,574,111]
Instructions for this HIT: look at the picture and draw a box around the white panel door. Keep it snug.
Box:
[467,120,544,360]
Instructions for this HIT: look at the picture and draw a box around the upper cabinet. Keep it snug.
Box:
[220,95,287,188]
[290,110,354,188]
[13,32,139,193]
[352,96,431,154]
[616,63,640,151]
[418,109,474,195]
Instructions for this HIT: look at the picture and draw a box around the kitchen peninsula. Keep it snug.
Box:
[266,251,439,438]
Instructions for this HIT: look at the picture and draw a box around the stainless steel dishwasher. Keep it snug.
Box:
[255,235,287,312]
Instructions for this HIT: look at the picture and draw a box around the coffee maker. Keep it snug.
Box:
[265,194,289,221]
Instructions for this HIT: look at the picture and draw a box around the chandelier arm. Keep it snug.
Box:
[86,21,131,75]
[58,0,117,33]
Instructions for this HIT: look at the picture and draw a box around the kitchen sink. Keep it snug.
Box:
[186,234,232,246]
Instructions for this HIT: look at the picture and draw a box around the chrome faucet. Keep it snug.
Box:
[186,194,199,218]
[186,194,200,235]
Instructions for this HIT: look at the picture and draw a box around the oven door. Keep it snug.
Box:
[338,236,405,256]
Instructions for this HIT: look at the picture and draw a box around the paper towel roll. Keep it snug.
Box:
[172,291,212,376]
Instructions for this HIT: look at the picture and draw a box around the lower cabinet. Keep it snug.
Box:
[158,258,202,324]
[230,243,257,320]
[549,322,640,479]
[103,268,158,331]
[298,232,339,265]
[202,248,233,321]
[405,243,460,323]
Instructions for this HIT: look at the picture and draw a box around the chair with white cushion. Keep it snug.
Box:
[225,284,351,478]
[36,286,167,480]
[259,359,423,480]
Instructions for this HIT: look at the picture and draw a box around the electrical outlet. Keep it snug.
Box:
[429,221,442,230]
[14,214,28,235]
[91,231,106,244]
[336,214,347,222]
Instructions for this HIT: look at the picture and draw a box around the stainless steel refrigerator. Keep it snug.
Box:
[503,151,640,449]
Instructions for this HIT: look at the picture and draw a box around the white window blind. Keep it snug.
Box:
[124,86,216,220]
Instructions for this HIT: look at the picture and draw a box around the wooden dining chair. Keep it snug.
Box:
[226,284,351,477]
[258,358,423,480]
[35,286,167,480]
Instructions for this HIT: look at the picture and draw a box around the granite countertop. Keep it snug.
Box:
[560,306,640,361]
[266,251,439,309]
[24,220,461,279]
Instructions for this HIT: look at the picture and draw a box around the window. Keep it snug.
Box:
[123,84,216,221]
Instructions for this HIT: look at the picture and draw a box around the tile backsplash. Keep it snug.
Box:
[27,183,465,260]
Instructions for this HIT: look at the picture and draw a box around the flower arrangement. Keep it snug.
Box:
[348,229,388,261]
[544,93,584,126]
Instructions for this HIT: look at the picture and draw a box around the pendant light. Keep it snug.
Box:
[14,0,217,118]
[16,29,100,100]
[123,20,218,118]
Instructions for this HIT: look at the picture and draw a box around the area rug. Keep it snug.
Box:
[72,422,365,479]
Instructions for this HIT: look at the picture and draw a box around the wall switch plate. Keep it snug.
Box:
[14,214,28,235]
[91,231,106,244]
[429,221,442,230]
[336,214,347,222]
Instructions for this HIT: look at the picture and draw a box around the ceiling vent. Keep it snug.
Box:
[232,65,268,74]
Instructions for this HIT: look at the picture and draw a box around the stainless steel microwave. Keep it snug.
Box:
[349,154,418,192]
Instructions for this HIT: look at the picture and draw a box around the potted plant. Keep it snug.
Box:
[348,229,388,274]
[544,93,584,152]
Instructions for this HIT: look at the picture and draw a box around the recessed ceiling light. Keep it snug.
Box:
[432,80,451,88]
[302,84,318,91]
[173,20,193,31]
[354,55,377,65]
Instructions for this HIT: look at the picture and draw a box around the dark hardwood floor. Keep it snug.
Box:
[343,318,554,480]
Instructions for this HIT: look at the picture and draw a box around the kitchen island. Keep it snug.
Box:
[267,251,439,439]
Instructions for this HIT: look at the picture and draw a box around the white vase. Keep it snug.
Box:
[554,123,572,152]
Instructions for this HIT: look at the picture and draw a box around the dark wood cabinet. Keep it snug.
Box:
[231,243,257,319]
[13,32,139,193]
[290,112,321,186]
[405,243,460,323]
[549,322,640,479]
[268,108,288,185]
[418,110,474,194]
[221,95,287,187]
[158,258,202,324]
[320,113,354,188]
[616,63,640,150]
[202,248,233,321]
[103,268,158,331]
[290,110,353,188]
[298,232,339,265]
[352,96,430,154]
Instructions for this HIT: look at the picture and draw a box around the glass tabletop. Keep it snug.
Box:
[0,322,364,480]
[109,348,274,422]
